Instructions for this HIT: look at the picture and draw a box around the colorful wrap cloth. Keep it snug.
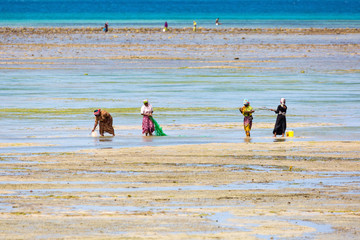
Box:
[142,115,155,134]
[94,109,101,116]
[240,104,253,133]
[243,116,253,132]
[95,110,114,135]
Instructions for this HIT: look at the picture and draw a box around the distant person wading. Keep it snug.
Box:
[103,22,109,33]
[216,18,221,25]
[163,21,168,32]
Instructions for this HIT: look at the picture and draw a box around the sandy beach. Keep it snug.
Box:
[1,27,360,238]
[0,140,359,239]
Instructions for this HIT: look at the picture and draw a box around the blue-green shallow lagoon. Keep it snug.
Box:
[1,68,359,154]
[1,0,360,28]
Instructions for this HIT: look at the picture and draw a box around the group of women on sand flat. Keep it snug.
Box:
[91,98,287,138]
[239,98,287,137]
[91,99,154,137]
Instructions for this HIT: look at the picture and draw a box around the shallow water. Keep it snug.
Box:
[1,29,360,155]
[1,66,360,154]
[208,212,334,239]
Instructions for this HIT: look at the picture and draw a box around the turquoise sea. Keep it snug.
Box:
[0,0,360,28]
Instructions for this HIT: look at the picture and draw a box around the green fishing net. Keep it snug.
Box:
[150,117,167,136]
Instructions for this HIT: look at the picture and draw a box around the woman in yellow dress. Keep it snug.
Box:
[239,99,255,137]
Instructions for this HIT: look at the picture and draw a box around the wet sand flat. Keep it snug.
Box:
[0,141,359,239]
[1,27,359,72]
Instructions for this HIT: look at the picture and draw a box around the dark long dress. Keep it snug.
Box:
[273,105,287,135]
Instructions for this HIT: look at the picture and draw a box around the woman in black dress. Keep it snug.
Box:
[271,98,287,137]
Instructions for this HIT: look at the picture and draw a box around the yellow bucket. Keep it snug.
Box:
[286,130,294,137]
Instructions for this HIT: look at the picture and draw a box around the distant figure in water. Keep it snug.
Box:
[239,99,255,137]
[141,99,155,136]
[92,109,115,136]
[163,21,168,32]
[270,98,287,137]
[216,18,221,25]
[103,22,109,33]
[193,21,197,32]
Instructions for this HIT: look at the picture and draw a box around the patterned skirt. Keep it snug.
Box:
[243,116,253,132]
[99,116,114,135]
[142,116,155,134]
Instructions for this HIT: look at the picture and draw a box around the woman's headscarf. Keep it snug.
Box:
[243,99,249,106]
[280,98,286,107]
[94,109,101,116]
[143,99,148,104]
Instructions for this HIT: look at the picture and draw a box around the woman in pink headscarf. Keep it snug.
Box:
[92,109,115,136]
[270,98,287,137]
[141,99,155,136]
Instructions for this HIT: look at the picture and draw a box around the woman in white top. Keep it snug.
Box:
[141,99,155,136]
